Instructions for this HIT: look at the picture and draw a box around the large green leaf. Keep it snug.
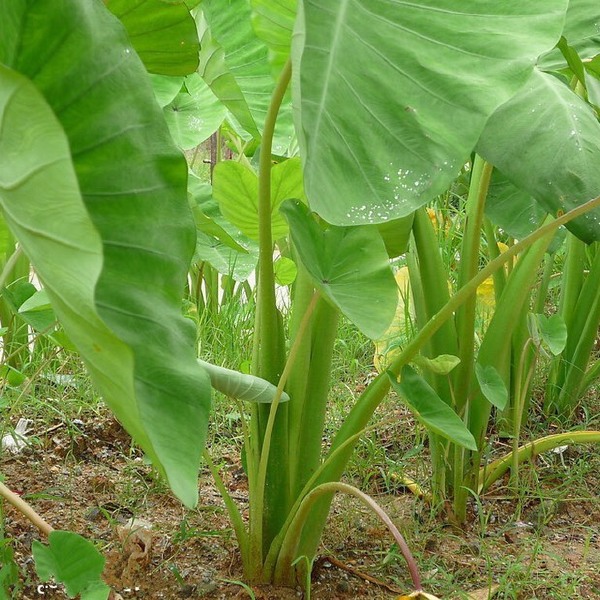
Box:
[539,0,600,69]
[163,73,227,149]
[0,0,211,507]
[478,69,600,243]
[201,0,295,151]
[294,0,568,225]
[251,0,297,73]
[281,199,397,339]
[189,176,259,281]
[214,158,303,240]
[150,74,184,107]
[0,64,147,445]
[388,366,478,451]
[196,10,261,139]
[105,0,200,76]
[486,171,547,240]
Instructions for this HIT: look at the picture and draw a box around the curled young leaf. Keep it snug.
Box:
[412,354,460,375]
[198,359,290,403]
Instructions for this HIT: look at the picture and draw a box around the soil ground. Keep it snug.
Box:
[1,387,599,599]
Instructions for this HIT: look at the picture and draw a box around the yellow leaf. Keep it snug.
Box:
[465,584,500,599]
[373,267,413,372]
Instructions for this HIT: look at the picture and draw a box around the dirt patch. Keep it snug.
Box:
[2,409,599,599]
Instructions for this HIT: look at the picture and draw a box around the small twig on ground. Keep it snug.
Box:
[319,555,403,594]
[0,480,54,537]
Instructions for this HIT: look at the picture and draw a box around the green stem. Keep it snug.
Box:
[256,294,319,498]
[286,261,315,489]
[249,57,292,563]
[411,208,459,368]
[410,208,458,505]
[289,297,339,498]
[203,450,250,572]
[480,431,600,492]
[249,291,318,568]
[262,420,394,579]
[454,156,493,413]
[451,156,493,522]
[559,234,586,332]
[511,339,536,491]
[507,304,536,428]
[555,243,600,413]
[255,58,292,383]
[534,252,555,314]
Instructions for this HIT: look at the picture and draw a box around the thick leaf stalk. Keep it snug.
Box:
[250,59,292,561]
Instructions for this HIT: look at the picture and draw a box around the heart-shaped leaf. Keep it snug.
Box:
[533,313,568,355]
[282,199,397,339]
[164,73,227,149]
[475,363,509,410]
[215,158,303,240]
[33,531,109,599]
[274,256,297,285]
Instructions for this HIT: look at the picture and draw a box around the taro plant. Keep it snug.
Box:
[3,0,600,595]
[194,0,600,587]
[0,1,213,595]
